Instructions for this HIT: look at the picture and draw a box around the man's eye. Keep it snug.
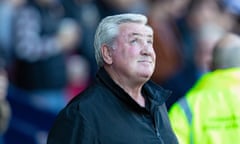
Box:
[147,40,153,44]
[130,39,138,44]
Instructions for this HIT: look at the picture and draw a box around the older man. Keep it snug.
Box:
[47,13,178,144]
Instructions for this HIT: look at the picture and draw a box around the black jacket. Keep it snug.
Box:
[47,68,178,144]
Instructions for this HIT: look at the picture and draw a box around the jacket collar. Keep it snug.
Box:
[96,67,171,111]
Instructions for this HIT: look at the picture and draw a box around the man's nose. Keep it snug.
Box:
[141,43,152,55]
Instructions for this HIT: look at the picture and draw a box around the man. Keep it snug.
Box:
[47,13,178,144]
[169,33,240,144]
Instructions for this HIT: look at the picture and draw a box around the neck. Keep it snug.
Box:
[121,83,145,107]
[105,66,146,107]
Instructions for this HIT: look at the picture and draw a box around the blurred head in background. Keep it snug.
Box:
[211,32,240,70]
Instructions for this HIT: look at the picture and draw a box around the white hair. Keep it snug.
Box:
[94,13,148,67]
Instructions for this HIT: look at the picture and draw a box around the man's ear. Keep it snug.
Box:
[101,45,113,65]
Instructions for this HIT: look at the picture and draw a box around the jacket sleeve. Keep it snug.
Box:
[47,106,98,144]
[168,103,191,144]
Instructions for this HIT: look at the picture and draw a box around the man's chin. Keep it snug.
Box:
[138,72,153,80]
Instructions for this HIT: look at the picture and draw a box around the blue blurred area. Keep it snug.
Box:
[5,85,56,144]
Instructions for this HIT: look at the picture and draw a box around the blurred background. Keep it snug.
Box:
[0,0,240,143]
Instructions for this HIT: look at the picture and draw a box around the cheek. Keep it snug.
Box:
[112,49,132,64]
[128,49,139,57]
[121,47,139,59]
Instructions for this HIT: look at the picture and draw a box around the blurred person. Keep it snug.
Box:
[160,0,236,110]
[0,0,25,65]
[0,64,11,144]
[10,0,80,114]
[162,23,225,110]
[148,0,188,85]
[47,13,178,144]
[169,32,240,144]
[61,0,100,79]
[65,54,90,102]
[171,0,236,65]
[186,0,236,33]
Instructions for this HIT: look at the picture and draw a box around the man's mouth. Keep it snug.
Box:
[138,60,152,63]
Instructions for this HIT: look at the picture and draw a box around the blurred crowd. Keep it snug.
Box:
[1,0,240,143]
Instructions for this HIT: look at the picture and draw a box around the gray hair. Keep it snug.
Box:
[211,33,240,70]
[94,13,148,67]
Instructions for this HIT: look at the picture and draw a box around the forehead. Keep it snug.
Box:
[118,22,153,37]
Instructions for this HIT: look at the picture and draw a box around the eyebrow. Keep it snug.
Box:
[131,32,153,38]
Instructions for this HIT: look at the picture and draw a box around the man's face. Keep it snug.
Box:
[111,22,156,82]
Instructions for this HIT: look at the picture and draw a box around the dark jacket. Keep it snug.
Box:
[47,68,178,144]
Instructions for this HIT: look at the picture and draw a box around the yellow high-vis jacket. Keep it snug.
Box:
[169,68,240,144]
